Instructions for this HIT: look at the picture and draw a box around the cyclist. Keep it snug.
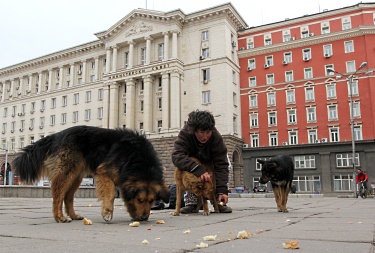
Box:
[356,169,368,191]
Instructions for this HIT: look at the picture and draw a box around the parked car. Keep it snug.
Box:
[253,185,268,193]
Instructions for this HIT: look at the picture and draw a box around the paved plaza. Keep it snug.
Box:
[0,196,373,253]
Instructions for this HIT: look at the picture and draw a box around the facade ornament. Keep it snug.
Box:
[125,22,153,37]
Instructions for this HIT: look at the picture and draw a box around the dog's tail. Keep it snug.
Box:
[13,135,55,184]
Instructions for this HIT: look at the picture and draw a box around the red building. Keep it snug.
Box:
[237,3,375,195]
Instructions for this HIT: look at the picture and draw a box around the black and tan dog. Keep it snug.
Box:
[257,155,294,213]
[173,157,219,216]
[13,125,170,223]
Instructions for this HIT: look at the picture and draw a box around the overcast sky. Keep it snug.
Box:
[0,0,364,68]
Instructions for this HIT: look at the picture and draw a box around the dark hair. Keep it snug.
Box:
[186,110,215,132]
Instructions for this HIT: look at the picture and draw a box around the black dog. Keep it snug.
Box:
[257,155,294,212]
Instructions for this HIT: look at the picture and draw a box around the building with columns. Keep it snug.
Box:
[0,4,247,186]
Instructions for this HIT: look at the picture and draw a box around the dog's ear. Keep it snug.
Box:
[257,159,265,165]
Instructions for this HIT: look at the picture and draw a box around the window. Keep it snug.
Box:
[264,37,272,46]
[283,34,291,42]
[286,90,295,103]
[336,153,360,167]
[247,41,254,49]
[342,18,351,30]
[21,104,26,113]
[301,30,309,38]
[141,48,146,64]
[265,56,273,66]
[304,68,313,79]
[11,121,16,132]
[3,107,8,117]
[202,91,211,104]
[289,131,298,145]
[19,137,25,149]
[250,114,258,128]
[251,134,259,147]
[267,92,276,106]
[323,44,332,56]
[50,115,55,126]
[305,87,314,101]
[352,102,360,118]
[348,80,359,96]
[158,43,164,61]
[202,68,210,82]
[295,155,315,168]
[202,48,210,58]
[125,52,129,68]
[249,77,256,87]
[329,127,339,142]
[201,31,209,41]
[90,75,95,82]
[31,102,35,112]
[249,95,257,108]
[85,109,91,121]
[50,98,56,109]
[61,113,67,124]
[294,176,321,192]
[266,74,274,85]
[248,59,256,69]
[303,49,311,60]
[269,133,278,146]
[91,61,95,69]
[139,122,144,131]
[284,52,292,63]
[322,26,330,34]
[354,125,362,140]
[73,93,79,105]
[2,123,6,132]
[344,41,354,53]
[62,96,67,107]
[308,129,318,143]
[72,111,78,122]
[268,111,277,126]
[325,64,334,76]
[328,105,338,120]
[158,98,162,110]
[326,84,336,99]
[85,91,92,102]
[41,100,46,110]
[40,117,45,127]
[140,100,144,112]
[98,89,103,100]
[233,92,237,107]
[30,118,34,128]
[287,109,296,124]
[285,71,293,82]
[334,175,354,191]
[346,61,355,73]
[98,107,103,119]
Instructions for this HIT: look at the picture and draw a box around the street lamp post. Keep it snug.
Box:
[327,62,372,197]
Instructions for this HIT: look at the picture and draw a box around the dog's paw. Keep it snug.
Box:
[202,211,210,216]
[171,212,180,216]
[71,214,84,220]
[55,216,72,223]
[282,210,289,213]
[101,211,113,222]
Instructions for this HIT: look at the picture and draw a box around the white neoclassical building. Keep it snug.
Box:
[0,3,247,185]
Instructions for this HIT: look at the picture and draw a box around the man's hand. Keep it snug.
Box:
[200,172,211,183]
[217,194,229,205]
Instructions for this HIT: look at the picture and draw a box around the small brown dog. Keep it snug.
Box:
[173,157,219,216]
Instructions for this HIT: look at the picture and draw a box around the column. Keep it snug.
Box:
[10,79,15,99]
[128,41,134,68]
[94,57,99,81]
[102,83,111,128]
[320,152,332,194]
[59,67,64,89]
[163,32,169,60]
[108,82,120,129]
[161,71,170,129]
[81,61,87,84]
[125,78,136,129]
[170,70,181,129]
[48,69,53,91]
[145,36,152,65]
[143,75,153,132]
[70,63,75,87]
[19,78,23,96]
[28,74,33,94]
[105,46,111,73]
[112,46,118,72]
[37,72,42,94]
[1,82,5,102]
[172,30,179,59]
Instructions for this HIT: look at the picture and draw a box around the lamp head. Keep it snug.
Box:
[326,68,335,74]
[359,62,367,69]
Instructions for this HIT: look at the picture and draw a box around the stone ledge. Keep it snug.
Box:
[229,193,324,198]
[0,186,97,198]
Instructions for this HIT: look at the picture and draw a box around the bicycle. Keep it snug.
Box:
[356,181,368,199]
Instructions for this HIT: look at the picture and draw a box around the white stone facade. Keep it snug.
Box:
[0,4,247,152]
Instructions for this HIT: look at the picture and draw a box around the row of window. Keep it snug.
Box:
[249,125,362,147]
[245,15,369,48]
